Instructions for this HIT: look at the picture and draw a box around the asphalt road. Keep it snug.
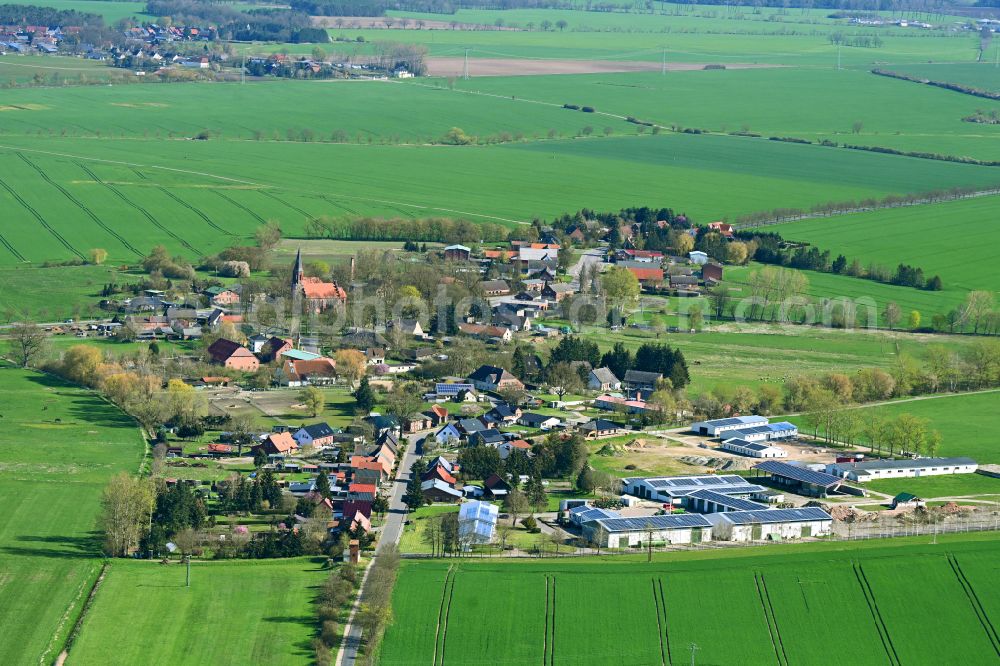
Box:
[336,430,424,666]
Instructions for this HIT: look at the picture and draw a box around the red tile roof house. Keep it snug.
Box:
[351,457,386,485]
[625,266,665,286]
[257,432,298,456]
[207,338,260,372]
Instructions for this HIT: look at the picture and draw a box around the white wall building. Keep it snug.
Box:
[623,475,765,506]
[721,438,788,459]
[583,514,713,548]
[825,457,978,482]
[690,415,769,437]
[707,507,833,541]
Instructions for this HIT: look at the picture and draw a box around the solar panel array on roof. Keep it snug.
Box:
[755,461,842,487]
[720,507,832,525]
[687,489,769,512]
[640,475,765,497]
[723,439,772,451]
[596,514,712,532]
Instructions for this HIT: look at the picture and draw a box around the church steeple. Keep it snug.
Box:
[292,248,304,289]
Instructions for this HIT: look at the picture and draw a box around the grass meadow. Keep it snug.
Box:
[67,558,325,666]
[0,364,146,665]
[380,532,1000,665]
[864,471,1000,499]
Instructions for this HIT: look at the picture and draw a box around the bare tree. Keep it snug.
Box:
[9,321,48,368]
[100,473,155,557]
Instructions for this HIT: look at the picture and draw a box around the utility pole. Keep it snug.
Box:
[837,44,842,71]
[185,555,191,587]
[241,52,246,84]
[689,642,700,666]
[462,48,469,80]
[661,47,667,75]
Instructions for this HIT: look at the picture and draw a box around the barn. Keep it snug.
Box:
[583,514,713,548]
[707,507,833,541]
[689,415,768,437]
[721,438,788,458]
[752,460,847,498]
[686,489,769,514]
[623,475,765,507]
[721,421,798,442]
[825,457,978,482]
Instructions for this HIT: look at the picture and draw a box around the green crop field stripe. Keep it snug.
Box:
[853,563,901,666]
[258,190,313,219]
[156,187,235,237]
[657,579,672,666]
[16,153,142,256]
[212,189,268,224]
[432,565,454,666]
[131,168,148,181]
[651,579,667,666]
[753,572,786,666]
[947,554,1000,656]
[0,173,84,261]
[76,162,202,255]
[543,575,552,666]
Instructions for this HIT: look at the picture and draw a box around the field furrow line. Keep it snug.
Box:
[753,572,786,666]
[437,569,457,666]
[853,563,901,666]
[157,187,235,237]
[651,579,667,666]
[550,576,556,666]
[259,190,312,219]
[319,195,361,216]
[948,554,1000,655]
[16,153,142,256]
[77,163,202,255]
[213,190,267,224]
[757,574,789,666]
[431,566,454,666]
[0,175,84,261]
[657,579,673,666]
[543,576,551,666]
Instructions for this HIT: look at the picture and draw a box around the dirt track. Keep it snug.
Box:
[426,57,781,77]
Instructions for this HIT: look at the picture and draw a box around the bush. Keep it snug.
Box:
[562,103,579,110]
[703,63,726,70]
[313,639,332,666]
[318,604,339,624]
[218,260,250,278]
[581,106,595,113]
[320,620,340,648]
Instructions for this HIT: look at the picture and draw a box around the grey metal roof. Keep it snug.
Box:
[719,507,832,525]
[830,457,977,472]
[596,513,712,533]
[756,461,843,488]
[687,489,769,511]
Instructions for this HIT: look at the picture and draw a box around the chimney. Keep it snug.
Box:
[350,256,356,283]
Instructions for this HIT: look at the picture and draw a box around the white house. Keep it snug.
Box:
[688,250,709,265]
[690,415,769,437]
[583,514,713,548]
[517,413,562,430]
[706,507,833,541]
[825,457,978,482]
[721,438,788,459]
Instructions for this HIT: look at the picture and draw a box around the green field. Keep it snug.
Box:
[864,472,1000,499]
[835,391,1000,463]
[0,54,123,85]
[0,364,146,665]
[0,0,146,22]
[769,195,1000,297]
[887,62,1000,93]
[67,558,324,665]
[427,68,1000,159]
[381,533,1000,665]
[2,127,998,267]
